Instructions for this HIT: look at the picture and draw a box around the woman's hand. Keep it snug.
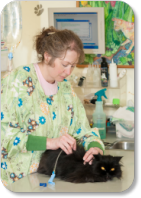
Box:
[46,134,76,155]
[83,147,103,165]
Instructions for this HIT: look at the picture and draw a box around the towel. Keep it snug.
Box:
[112,106,134,138]
[112,106,134,122]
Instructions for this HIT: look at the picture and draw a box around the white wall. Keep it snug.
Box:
[118,68,134,104]
[1,1,134,110]
[12,1,76,67]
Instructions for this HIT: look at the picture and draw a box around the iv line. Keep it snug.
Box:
[53,150,63,173]
[48,150,63,185]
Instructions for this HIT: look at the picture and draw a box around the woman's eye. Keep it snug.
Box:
[62,64,75,68]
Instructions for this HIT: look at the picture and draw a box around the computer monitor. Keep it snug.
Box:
[48,7,105,54]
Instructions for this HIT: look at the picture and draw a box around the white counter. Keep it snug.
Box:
[6,134,134,193]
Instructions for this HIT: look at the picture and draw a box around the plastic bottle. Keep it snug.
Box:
[78,76,86,87]
[1,2,22,48]
[86,64,93,86]
[93,63,100,87]
[101,57,108,87]
[117,69,126,80]
[1,2,22,72]
[92,88,108,139]
[109,59,118,87]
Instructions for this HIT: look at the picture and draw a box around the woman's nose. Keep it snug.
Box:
[64,66,72,76]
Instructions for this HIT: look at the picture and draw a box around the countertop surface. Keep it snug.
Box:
[6,134,134,193]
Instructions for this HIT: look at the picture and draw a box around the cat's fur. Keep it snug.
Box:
[37,144,123,183]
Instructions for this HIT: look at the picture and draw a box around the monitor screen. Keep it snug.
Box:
[54,12,98,50]
[48,8,105,54]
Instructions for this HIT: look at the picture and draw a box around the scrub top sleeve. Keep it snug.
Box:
[87,141,105,154]
[26,135,47,151]
[1,74,29,158]
[72,92,105,152]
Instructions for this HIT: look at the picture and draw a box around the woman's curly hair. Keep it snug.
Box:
[33,26,85,65]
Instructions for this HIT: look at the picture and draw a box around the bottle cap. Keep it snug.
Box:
[110,59,116,67]
[113,98,120,105]
[95,88,108,101]
[39,183,47,187]
[101,57,108,67]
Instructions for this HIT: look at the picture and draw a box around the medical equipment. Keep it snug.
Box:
[93,89,108,139]
[1,1,22,71]
[48,150,63,185]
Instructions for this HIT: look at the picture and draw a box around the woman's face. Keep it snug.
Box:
[45,50,79,83]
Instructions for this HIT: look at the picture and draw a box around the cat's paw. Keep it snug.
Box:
[34,4,44,16]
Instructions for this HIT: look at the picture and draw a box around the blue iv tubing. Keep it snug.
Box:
[48,150,63,185]
[48,171,56,185]
[8,52,13,60]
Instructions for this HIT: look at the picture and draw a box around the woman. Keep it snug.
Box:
[1,27,104,186]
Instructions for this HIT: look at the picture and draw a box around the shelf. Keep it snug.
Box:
[83,103,120,108]
[72,75,127,107]
[73,82,120,89]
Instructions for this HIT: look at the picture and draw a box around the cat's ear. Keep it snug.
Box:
[114,156,123,162]
[94,153,102,161]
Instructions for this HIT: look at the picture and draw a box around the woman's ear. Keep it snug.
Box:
[44,52,51,64]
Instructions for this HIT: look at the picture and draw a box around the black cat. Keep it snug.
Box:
[37,144,123,183]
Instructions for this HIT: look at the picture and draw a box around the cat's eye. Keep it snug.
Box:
[101,167,106,171]
[111,168,115,171]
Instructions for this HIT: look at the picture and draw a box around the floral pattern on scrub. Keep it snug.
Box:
[1,64,105,186]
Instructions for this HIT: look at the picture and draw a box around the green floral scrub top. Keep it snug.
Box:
[1,64,105,186]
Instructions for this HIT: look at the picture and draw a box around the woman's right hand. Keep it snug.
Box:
[46,134,76,155]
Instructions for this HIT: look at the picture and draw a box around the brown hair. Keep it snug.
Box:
[34,26,85,65]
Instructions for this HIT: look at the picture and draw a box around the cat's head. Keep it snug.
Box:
[92,154,123,182]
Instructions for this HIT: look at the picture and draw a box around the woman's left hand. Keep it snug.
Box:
[83,147,103,165]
